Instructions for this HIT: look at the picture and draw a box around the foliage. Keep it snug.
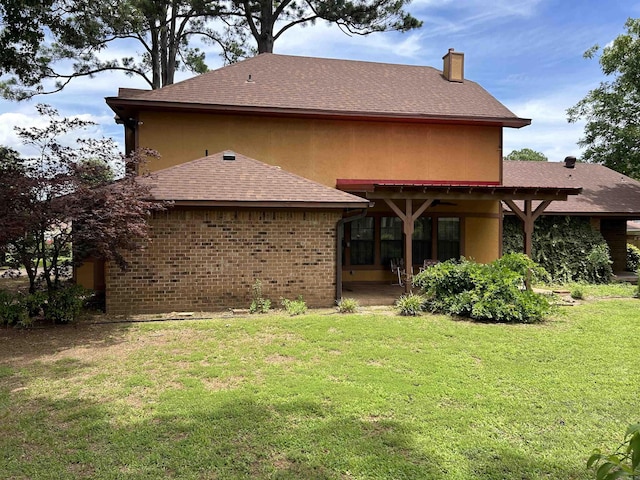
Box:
[504,147,548,162]
[503,216,613,284]
[567,18,640,180]
[628,244,640,272]
[280,296,307,316]
[0,104,165,297]
[249,279,271,314]
[413,255,553,323]
[0,289,48,327]
[0,0,422,99]
[571,285,585,300]
[587,244,614,283]
[394,293,424,316]
[588,423,640,479]
[43,284,89,323]
[0,290,29,326]
[337,297,359,313]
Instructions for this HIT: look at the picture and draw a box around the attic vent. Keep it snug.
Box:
[223,151,236,161]
[564,156,576,169]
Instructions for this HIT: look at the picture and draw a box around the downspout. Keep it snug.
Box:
[336,208,370,303]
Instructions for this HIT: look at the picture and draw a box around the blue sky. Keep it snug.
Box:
[1,0,639,161]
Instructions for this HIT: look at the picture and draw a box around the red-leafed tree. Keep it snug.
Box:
[0,104,164,295]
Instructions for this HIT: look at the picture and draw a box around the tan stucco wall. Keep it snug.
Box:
[137,112,502,186]
[74,261,94,290]
[465,216,501,263]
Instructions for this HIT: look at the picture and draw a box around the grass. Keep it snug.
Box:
[548,282,637,299]
[1,299,639,479]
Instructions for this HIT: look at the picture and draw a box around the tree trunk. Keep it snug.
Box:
[257,0,275,53]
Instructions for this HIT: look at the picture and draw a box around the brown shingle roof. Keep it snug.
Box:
[107,53,529,127]
[503,161,640,216]
[139,151,370,208]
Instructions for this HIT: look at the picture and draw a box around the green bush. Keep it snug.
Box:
[627,244,640,272]
[570,285,584,300]
[281,296,307,316]
[395,293,424,316]
[413,255,553,323]
[43,285,89,323]
[249,279,271,314]
[503,216,613,283]
[588,423,640,479]
[0,290,29,326]
[337,297,359,313]
[0,290,45,327]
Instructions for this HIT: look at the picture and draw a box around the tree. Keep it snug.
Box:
[0,105,164,295]
[568,18,640,180]
[504,148,548,162]
[224,0,423,55]
[0,0,422,99]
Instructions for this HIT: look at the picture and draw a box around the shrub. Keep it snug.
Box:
[586,243,613,283]
[337,297,359,313]
[0,290,45,327]
[503,216,613,283]
[0,290,28,326]
[413,256,553,323]
[249,279,271,314]
[281,296,307,316]
[395,293,424,316]
[43,285,89,323]
[570,285,584,300]
[587,423,640,479]
[628,244,640,272]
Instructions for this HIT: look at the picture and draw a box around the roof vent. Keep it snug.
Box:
[564,156,576,169]
[442,48,464,83]
[223,151,236,161]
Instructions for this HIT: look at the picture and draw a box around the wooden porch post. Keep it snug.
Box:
[384,198,434,293]
[504,199,551,257]
[503,199,552,289]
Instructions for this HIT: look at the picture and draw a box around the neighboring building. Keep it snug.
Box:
[81,51,581,314]
[503,159,640,271]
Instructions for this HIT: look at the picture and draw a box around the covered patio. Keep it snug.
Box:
[336,180,582,298]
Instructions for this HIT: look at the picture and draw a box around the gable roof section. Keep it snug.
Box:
[503,161,640,216]
[107,53,529,128]
[139,151,370,209]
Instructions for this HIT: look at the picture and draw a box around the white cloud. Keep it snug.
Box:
[0,109,122,157]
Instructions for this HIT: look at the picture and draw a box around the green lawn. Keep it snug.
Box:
[1,299,639,479]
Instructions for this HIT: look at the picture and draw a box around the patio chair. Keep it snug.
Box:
[390,258,405,286]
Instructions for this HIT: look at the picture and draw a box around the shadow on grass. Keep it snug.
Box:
[0,322,131,365]
[1,391,590,480]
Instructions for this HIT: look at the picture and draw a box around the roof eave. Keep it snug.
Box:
[106,97,531,128]
[150,199,372,209]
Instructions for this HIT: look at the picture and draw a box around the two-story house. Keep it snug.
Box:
[79,50,580,314]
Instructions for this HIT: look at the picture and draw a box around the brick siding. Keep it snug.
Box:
[106,208,341,315]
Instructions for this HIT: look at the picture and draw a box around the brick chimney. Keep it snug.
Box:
[442,48,464,83]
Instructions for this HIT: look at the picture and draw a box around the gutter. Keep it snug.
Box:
[335,208,370,303]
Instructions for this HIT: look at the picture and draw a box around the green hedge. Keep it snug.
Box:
[503,216,612,283]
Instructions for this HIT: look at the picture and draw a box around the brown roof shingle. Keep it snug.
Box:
[503,161,640,216]
[140,151,370,208]
[108,53,529,127]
